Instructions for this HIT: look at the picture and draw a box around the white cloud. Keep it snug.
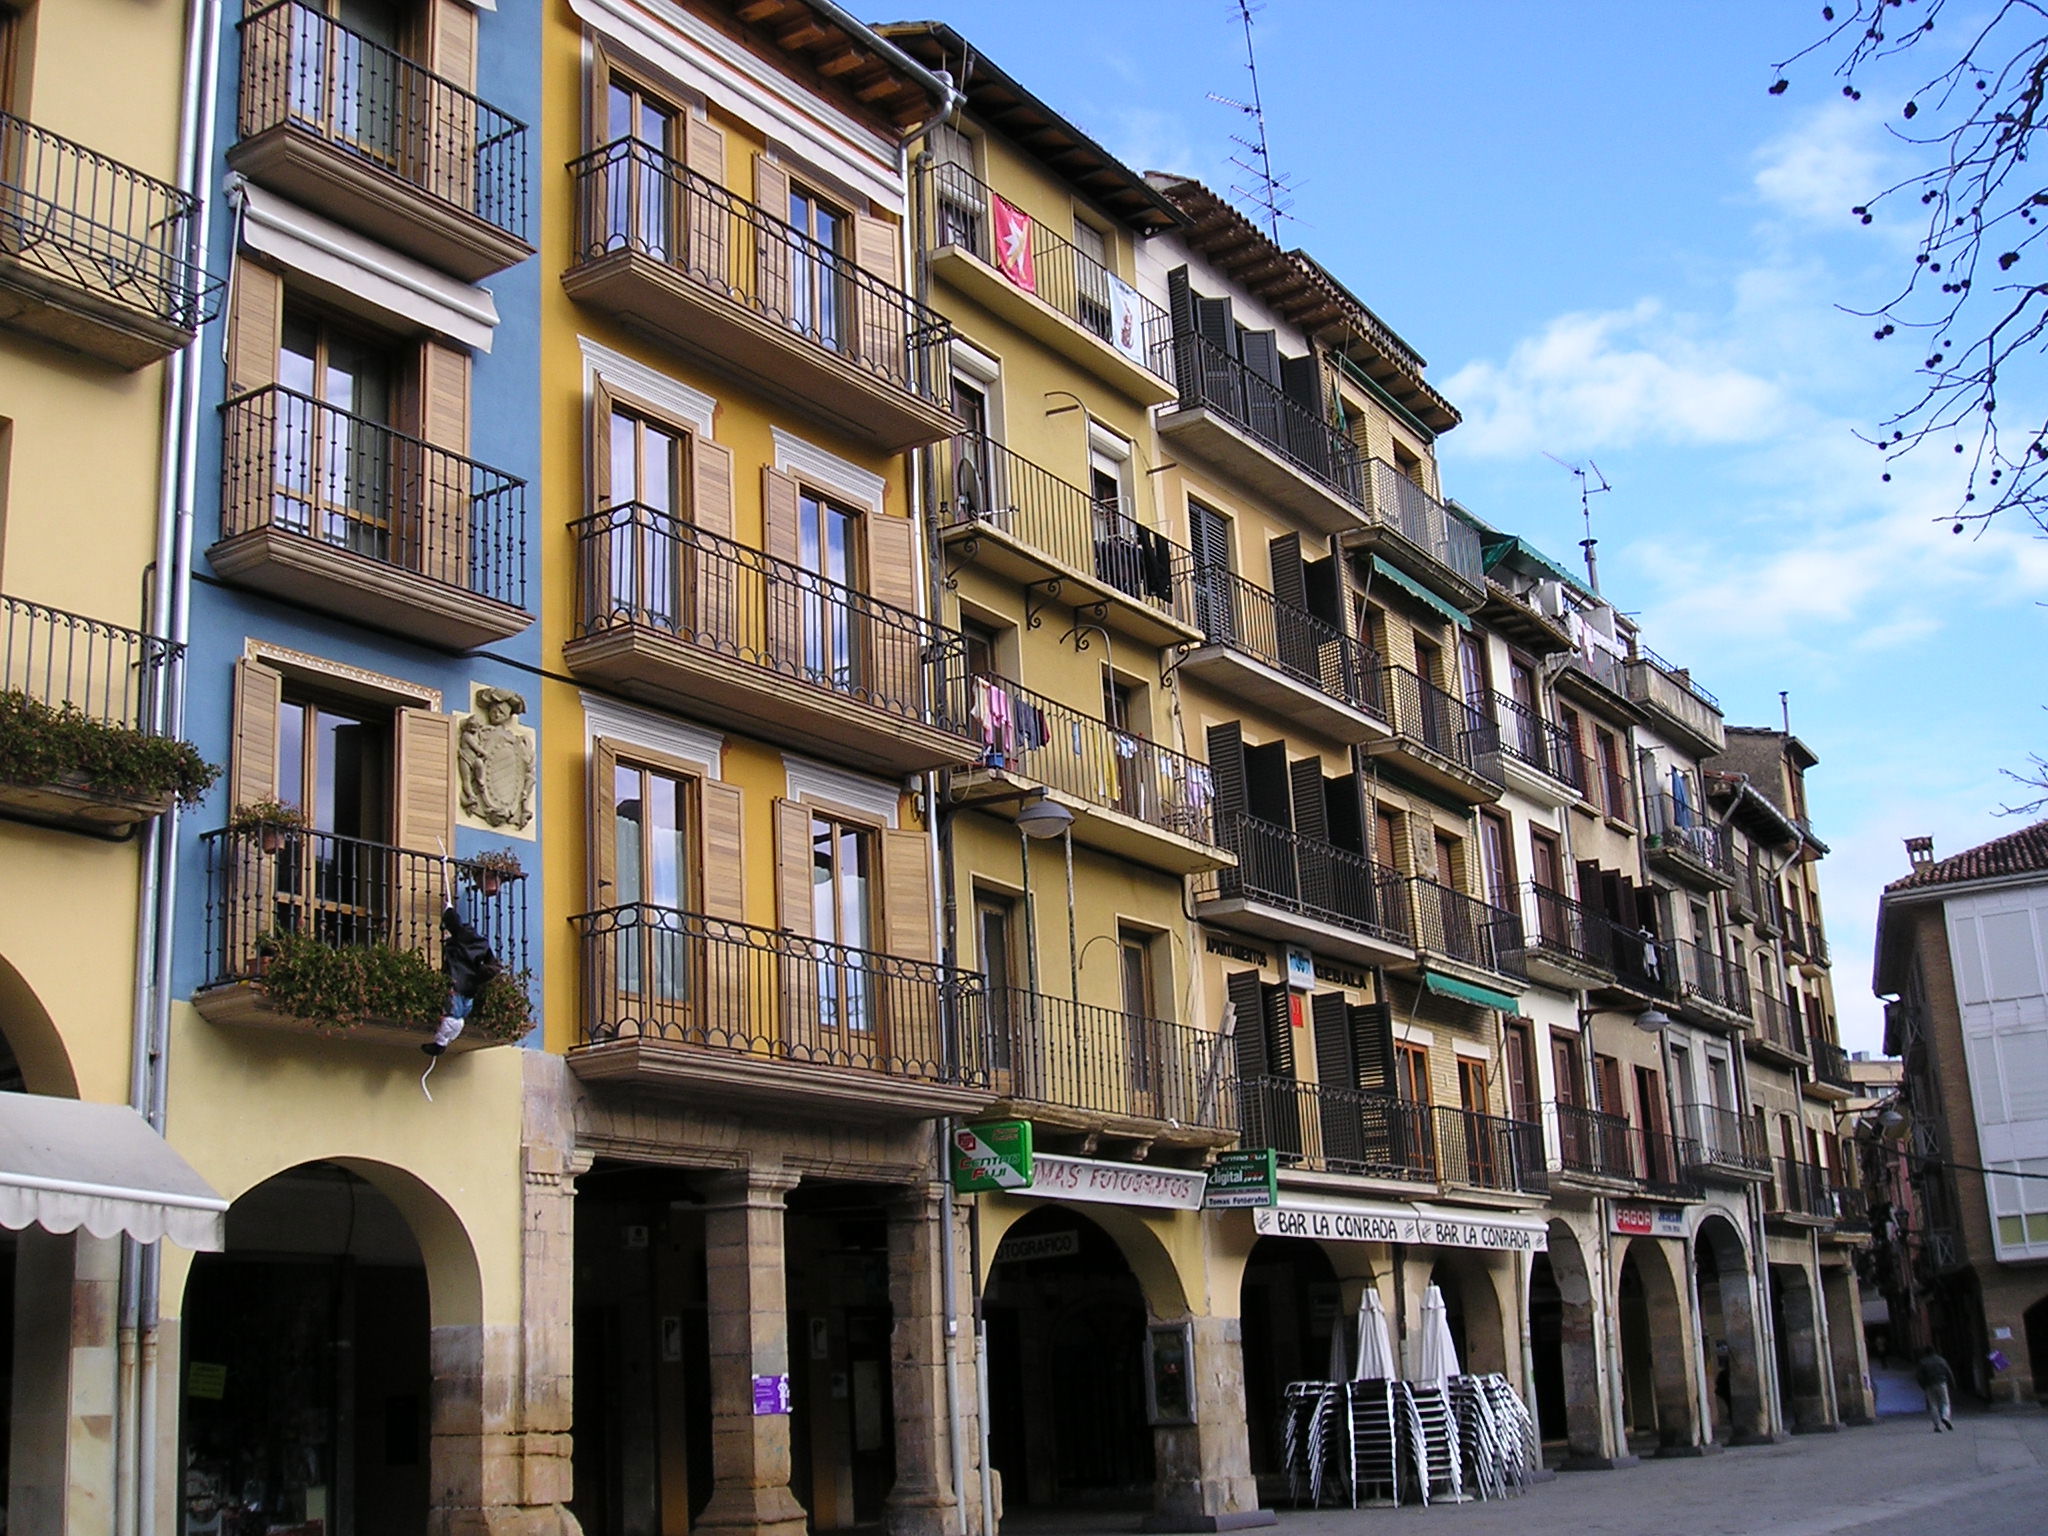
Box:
[1752,99,1894,226]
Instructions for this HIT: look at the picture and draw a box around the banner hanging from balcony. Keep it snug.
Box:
[990,193,1037,294]
[1108,273,1147,366]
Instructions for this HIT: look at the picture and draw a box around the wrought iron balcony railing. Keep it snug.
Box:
[1380,665,1504,784]
[0,108,221,333]
[1680,1102,1773,1175]
[1645,789,1736,882]
[571,502,966,731]
[1832,1180,1872,1231]
[1624,645,1724,751]
[1523,883,1616,974]
[1189,564,1385,716]
[1407,876,1526,978]
[221,385,528,608]
[1670,936,1750,1019]
[1637,1128,1707,1199]
[1197,811,1412,947]
[1553,1101,1635,1181]
[1750,990,1806,1057]
[1770,1158,1845,1222]
[1359,459,1485,589]
[966,673,1216,845]
[931,433,1194,624]
[1490,691,1583,790]
[1435,1105,1546,1193]
[924,162,1175,383]
[1811,1038,1855,1091]
[1,592,180,734]
[569,138,951,406]
[1238,1076,1436,1183]
[1170,331,1364,504]
[574,903,983,1086]
[987,987,1233,1129]
[238,0,530,241]
[200,825,527,989]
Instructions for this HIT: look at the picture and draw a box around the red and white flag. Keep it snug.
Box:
[991,194,1037,294]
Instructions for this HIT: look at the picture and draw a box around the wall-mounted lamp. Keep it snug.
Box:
[1634,1007,1674,1032]
[1015,792,1074,840]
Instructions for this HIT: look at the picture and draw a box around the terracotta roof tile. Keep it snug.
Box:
[1884,819,2048,892]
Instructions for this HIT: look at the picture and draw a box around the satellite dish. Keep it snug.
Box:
[954,452,984,519]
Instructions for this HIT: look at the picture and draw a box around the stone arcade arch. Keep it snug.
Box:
[1530,1220,1607,1464]
[1616,1237,1697,1451]
[1770,1261,1831,1431]
[1428,1250,1511,1380]
[1694,1214,1767,1443]
[1238,1236,1342,1480]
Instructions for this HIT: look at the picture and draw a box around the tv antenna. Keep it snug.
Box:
[1207,2,1295,241]
[1543,452,1611,594]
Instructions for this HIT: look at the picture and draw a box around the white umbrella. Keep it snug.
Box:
[1326,1313,1348,1382]
[1412,1283,1460,1389]
[1353,1289,1397,1380]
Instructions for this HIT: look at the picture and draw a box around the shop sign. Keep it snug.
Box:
[1204,1149,1278,1209]
[1252,1202,1547,1253]
[993,1230,1081,1264]
[951,1120,1034,1194]
[1020,1153,1207,1210]
[1611,1204,1687,1239]
[1285,946,1316,991]
[751,1374,792,1415]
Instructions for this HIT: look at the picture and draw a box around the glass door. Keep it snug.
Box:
[275,310,396,561]
[612,761,694,1027]
[604,407,686,630]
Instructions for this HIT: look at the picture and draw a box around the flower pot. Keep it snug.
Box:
[259,827,286,854]
[480,872,503,897]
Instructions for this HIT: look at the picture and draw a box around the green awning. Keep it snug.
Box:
[1421,971,1520,1011]
[1479,535,1587,594]
[1369,556,1469,629]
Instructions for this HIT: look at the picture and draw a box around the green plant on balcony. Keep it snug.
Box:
[0,690,219,806]
[463,847,526,897]
[253,928,533,1043]
[228,797,310,851]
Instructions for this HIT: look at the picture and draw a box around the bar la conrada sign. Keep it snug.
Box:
[1252,1199,1548,1253]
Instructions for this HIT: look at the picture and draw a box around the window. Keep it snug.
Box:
[1072,218,1112,339]
[1529,828,1562,893]
[1552,1031,1584,1105]
[601,72,682,257]
[611,759,694,1001]
[287,0,408,170]
[1374,805,1402,871]
[272,689,395,949]
[1120,926,1164,1102]
[787,181,847,349]
[809,810,878,1039]
[1395,1040,1430,1104]
[796,487,861,688]
[274,308,399,558]
[1596,728,1629,821]
[961,617,1002,680]
[1594,1053,1626,1118]
[1477,811,1514,910]
[929,124,984,252]
[1502,1021,1538,1123]
[977,887,1019,1069]
[601,403,687,626]
[1458,632,1490,708]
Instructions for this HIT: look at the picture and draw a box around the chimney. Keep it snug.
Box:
[1906,836,1934,870]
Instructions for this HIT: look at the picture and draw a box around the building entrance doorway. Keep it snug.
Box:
[1238,1236,1342,1480]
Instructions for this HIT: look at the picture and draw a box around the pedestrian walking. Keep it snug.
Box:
[1915,1347,1956,1431]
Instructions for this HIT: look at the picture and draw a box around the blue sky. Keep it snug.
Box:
[886,0,2048,1053]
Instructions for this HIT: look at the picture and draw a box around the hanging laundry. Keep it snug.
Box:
[1140,528,1174,603]
[990,194,1037,293]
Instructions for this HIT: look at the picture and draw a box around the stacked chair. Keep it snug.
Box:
[1277,1371,1533,1508]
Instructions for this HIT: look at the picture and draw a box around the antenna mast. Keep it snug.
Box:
[1208,2,1294,241]
[1543,452,1612,594]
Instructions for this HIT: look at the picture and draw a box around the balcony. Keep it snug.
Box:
[565,504,973,775]
[1406,876,1526,984]
[1831,1181,1872,1234]
[1678,1102,1773,1184]
[1365,666,1503,802]
[1623,648,1726,757]
[1355,460,1486,606]
[1809,1039,1856,1098]
[1520,884,1617,988]
[212,386,530,646]
[1238,1077,1437,1186]
[565,141,955,452]
[1730,868,1778,932]
[0,110,221,366]
[922,163,1176,405]
[931,433,1199,647]
[985,988,1235,1144]
[1158,332,1366,533]
[1194,812,1414,967]
[1789,917,1832,972]
[953,674,1227,873]
[231,0,532,280]
[1746,989,1809,1067]
[1644,790,1736,888]
[0,594,205,834]
[1551,1103,1637,1188]
[1636,1128,1708,1201]
[1669,936,1751,1026]
[1767,1158,1841,1229]
[1490,691,1584,804]
[1176,566,1390,744]
[194,826,529,1051]
[570,904,989,1119]
[1435,1105,1547,1198]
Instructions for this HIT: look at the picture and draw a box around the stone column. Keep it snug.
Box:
[884,1183,959,1536]
[7,1229,117,1534]
[696,1167,807,1536]
[1823,1264,1875,1424]
[1143,1314,1273,1533]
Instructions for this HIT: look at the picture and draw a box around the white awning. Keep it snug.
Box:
[0,1093,228,1251]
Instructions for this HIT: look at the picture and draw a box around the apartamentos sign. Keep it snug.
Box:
[1252,1200,1548,1253]
[1019,1154,1208,1211]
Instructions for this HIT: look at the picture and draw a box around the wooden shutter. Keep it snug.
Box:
[1290,756,1330,914]
[684,113,726,184]
[691,436,736,645]
[1193,294,1235,409]
[1268,532,1305,608]
[228,258,282,395]
[1503,1021,1536,1122]
[684,115,728,278]
[1594,1053,1626,1116]
[854,214,903,282]
[852,213,906,382]
[425,0,476,86]
[423,0,477,210]
[882,825,935,962]
[416,341,471,589]
[590,737,621,906]
[698,779,745,921]
[1187,500,1232,643]
[773,798,814,937]
[761,466,802,663]
[1311,991,1352,1086]
[761,466,801,563]
[1226,970,1268,1080]
[1348,1001,1395,1094]
[226,658,284,973]
[754,155,792,319]
[1260,981,1302,1155]
[394,706,456,960]
[863,513,925,715]
[1207,721,1247,865]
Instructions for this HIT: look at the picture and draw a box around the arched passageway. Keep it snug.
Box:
[1429,1252,1508,1379]
[1695,1215,1765,1442]
[1529,1221,1603,1462]
[1238,1236,1341,1479]
[1616,1239,1694,1451]
[1770,1262,1830,1430]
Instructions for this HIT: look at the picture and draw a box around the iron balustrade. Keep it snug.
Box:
[573,903,983,1086]
[1637,1128,1707,1198]
[965,672,1215,844]
[1522,883,1616,973]
[1490,691,1583,790]
[986,987,1233,1129]
[0,109,220,331]
[1552,1101,1636,1180]
[1791,919,1831,966]
[1831,1181,1872,1231]
[569,138,951,404]
[932,432,1193,623]
[1435,1105,1546,1193]
[221,385,528,608]
[1198,811,1412,947]
[1380,665,1504,784]
[1811,1038,1855,1091]
[238,0,530,240]
[1750,990,1806,1057]
[1567,639,1628,699]
[1646,789,1736,881]
[1783,903,1807,954]
[1191,563,1385,717]
[1238,1076,1436,1182]
[1680,1102,1772,1174]
[1359,460,1485,588]
[1170,330,1363,503]
[1406,875,1526,979]
[923,162,1175,382]
[200,825,527,990]
[1669,935,1750,1019]
[0,593,180,733]
[572,502,966,731]
[1770,1157,1832,1218]
[1624,648,1724,750]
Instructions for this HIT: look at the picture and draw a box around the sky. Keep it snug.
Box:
[882,0,2048,1055]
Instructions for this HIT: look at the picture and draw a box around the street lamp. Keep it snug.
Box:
[1635,1006,1674,1032]
[1015,792,1074,839]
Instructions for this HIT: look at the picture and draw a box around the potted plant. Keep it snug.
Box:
[466,847,525,898]
[229,798,309,853]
